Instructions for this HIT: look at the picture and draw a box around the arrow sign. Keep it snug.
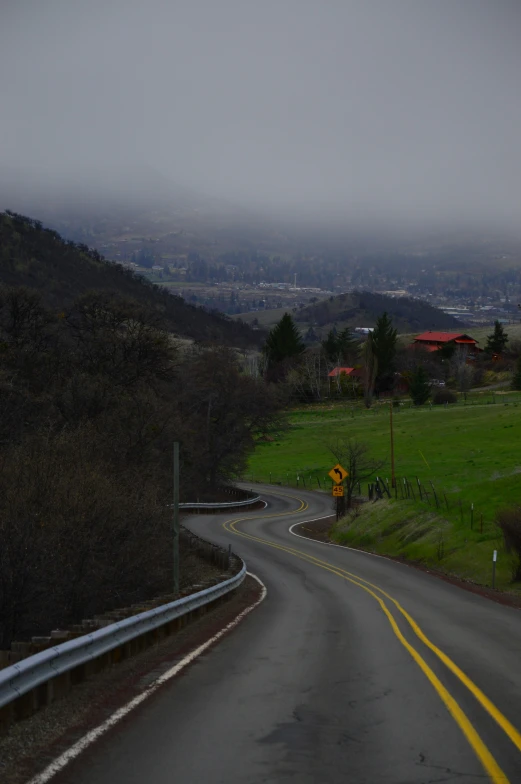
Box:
[328,463,348,484]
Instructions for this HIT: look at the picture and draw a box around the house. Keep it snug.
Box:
[411,331,481,354]
[328,367,362,378]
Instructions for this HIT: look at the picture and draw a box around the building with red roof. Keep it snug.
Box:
[411,331,480,354]
[327,367,362,378]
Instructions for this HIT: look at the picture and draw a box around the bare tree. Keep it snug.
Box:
[327,436,385,507]
[285,348,324,402]
[450,349,474,400]
[496,506,521,582]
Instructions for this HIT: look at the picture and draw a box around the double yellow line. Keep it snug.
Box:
[224,491,521,784]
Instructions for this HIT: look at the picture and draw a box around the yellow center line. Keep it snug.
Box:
[223,491,511,784]
[247,489,521,759]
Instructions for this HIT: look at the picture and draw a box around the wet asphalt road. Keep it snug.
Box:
[55,486,521,783]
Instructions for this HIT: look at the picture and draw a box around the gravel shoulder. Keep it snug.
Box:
[0,576,262,784]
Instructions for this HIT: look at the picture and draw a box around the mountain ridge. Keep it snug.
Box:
[0,210,260,347]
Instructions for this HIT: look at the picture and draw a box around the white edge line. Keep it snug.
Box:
[26,573,267,784]
[288,516,390,561]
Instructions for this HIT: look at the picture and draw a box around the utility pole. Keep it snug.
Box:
[173,441,180,595]
[390,402,396,488]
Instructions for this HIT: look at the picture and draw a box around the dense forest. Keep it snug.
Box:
[0,284,283,646]
[0,211,261,347]
[0,213,286,646]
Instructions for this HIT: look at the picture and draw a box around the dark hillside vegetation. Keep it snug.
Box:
[296,291,462,333]
[0,283,283,647]
[0,211,260,347]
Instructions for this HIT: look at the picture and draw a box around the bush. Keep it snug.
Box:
[496,506,521,582]
[432,389,457,405]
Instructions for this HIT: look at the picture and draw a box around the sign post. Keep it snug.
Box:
[390,402,396,488]
[329,464,348,521]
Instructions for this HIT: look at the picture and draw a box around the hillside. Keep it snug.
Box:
[0,211,260,347]
[294,291,461,335]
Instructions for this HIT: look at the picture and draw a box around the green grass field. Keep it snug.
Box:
[247,395,521,592]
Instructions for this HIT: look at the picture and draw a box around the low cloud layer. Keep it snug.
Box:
[1,0,520,233]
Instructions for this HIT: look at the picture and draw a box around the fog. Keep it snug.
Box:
[1,0,520,234]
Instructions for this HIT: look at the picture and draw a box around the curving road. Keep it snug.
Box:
[52,486,521,783]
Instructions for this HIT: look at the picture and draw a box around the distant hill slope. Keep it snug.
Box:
[0,211,259,347]
[295,291,462,335]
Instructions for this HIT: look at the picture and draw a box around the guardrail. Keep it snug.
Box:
[0,563,246,723]
[179,495,261,510]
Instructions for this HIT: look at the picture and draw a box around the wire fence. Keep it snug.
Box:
[370,474,493,537]
[245,469,493,537]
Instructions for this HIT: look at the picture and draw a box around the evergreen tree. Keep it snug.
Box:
[322,329,340,363]
[337,327,359,365]
[362,333,378,408]
[409,366,431,405]
[372,312,397,392]
[322,327,359,365]
[485,321,508,355]
[512,356,521,391]
[263,312,305,369]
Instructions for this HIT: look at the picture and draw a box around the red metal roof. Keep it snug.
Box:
[414,331,476,344]
[328,367,355,377]
[454,339,476,344]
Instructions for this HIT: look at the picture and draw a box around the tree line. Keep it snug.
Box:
[0,211,260,348]
[262,312,518,405]
[0,285,283,647]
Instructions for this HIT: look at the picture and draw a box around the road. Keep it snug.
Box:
[52,486,521,784]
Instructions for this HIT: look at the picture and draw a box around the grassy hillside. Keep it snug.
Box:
[331,500,516,593]
[247,396,521,591]
[238,291,462,335]
[0,211,260,347]
[296,291,461,333]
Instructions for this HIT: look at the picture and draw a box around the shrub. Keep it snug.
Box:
[496,506,521,582]
[432,388,457,405]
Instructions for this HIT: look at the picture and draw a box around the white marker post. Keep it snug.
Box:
[492,549,497,589]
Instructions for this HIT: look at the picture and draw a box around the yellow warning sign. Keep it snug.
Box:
[332,485,344,497]
[328,463,348,484]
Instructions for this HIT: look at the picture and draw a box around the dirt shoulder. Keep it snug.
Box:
[0,576,263,784]
[292,518,521,611]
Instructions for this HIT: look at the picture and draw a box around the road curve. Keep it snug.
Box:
[50,486,521,784]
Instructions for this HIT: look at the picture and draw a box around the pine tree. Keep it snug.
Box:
[337,327,359,365]
[409,366,431,406]
[362,333,378,408]
[372,312,397,392]
[512,356,521,391]
[263,312,305,368]
[485,321,508,355]
[322,329,340,363]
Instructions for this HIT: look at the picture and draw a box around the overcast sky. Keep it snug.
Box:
[1,0,520,232]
